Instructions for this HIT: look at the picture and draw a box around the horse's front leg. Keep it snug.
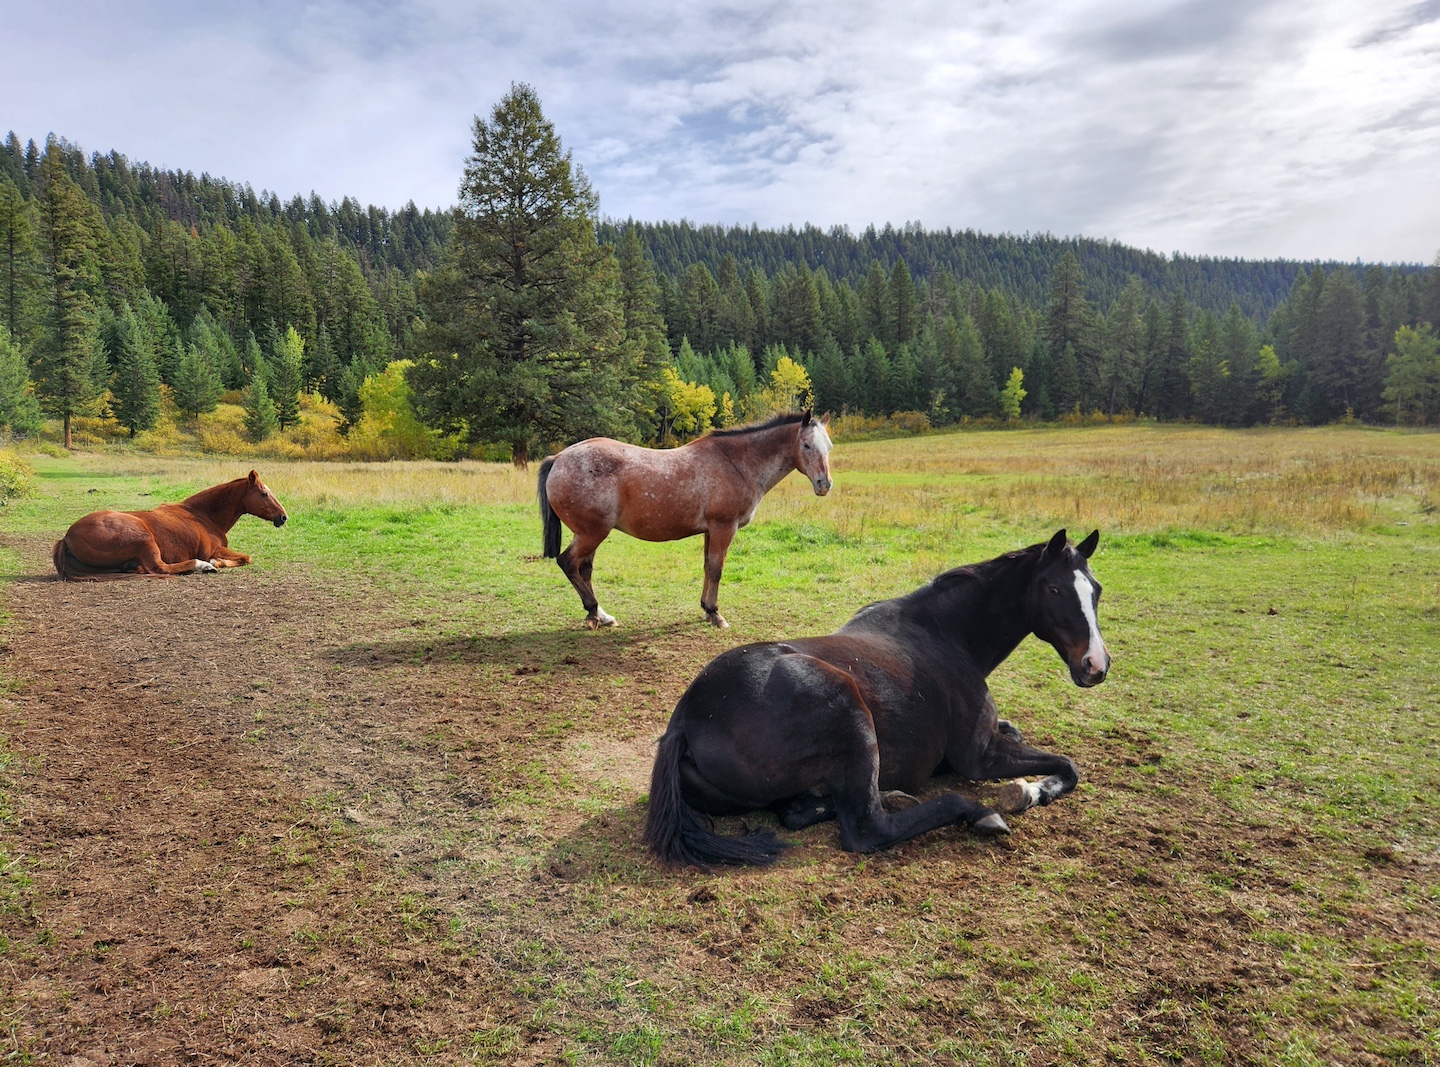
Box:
[967,732,1080,816]
[209,546,252,568]
[700,522,737,628]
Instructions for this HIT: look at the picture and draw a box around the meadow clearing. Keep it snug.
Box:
[0,423,1437,1065]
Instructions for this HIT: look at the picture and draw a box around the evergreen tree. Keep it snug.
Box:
[1135,299,1166,415]
[408,84,646,465]
[0,179,37,345]
[243,371,277,441]
[189,308,243,389]
[808,335,849,416]
[134,292,182,384]
[1188,310,1228,423]
[1156,293,1192,419]
[110,305,162,436]
[0,323,42,433]
[952,314,996,418]
[173,340,224,419]
[860,260,889,344]
[855,338,890,415]
[612,228,669,441]
[887,258,919,344]
[1099,282,1143,414]
[1383,323,1440,425]
[30,146,106,448]
[1217,303,1259,424]
[268,325,304,430]
[1311,269,1375,420]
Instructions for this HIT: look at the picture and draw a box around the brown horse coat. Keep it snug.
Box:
[53,470,288,580]
[538,412,833,627]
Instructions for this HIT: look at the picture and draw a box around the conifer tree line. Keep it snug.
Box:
[3,98,1439,450]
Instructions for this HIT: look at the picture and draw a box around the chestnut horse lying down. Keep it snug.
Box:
[53,470,288,580]
[645,530,1110,867]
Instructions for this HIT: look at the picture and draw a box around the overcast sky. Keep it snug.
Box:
[5,0,1439,262]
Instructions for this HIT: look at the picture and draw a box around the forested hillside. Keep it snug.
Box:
[2,127,1438,458]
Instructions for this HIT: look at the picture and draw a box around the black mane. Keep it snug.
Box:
[705,412,808,438]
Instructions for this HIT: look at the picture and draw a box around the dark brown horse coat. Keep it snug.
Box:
[53,470,288,580]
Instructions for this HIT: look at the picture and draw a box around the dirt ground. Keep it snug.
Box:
[0,534,547,1065]
[2,531,1436,1066]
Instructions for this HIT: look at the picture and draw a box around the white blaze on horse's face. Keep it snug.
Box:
[797,419,833,496]
[1071,569,1110,686]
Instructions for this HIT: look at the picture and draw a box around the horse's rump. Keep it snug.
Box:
[52,538,150,582]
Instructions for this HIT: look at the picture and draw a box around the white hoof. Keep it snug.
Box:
[975,812,1011,835]
[194,559,218,574]
[996,778,1041,814]
[706,612,730,629]
[586,608,617,629]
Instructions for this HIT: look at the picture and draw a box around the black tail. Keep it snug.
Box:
[538,456,561,559]
[644,730,790,869]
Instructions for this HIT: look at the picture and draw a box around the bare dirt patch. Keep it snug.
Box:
[3,531,1436,1065]
[0,536,524,1064]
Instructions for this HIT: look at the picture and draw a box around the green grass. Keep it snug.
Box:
[1,425,1438,1064]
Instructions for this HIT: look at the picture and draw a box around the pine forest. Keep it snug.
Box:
[2,92,1438,462]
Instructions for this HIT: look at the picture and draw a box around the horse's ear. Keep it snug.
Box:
[1042,529,1068,561]
[248,470,258,484]
[801,409,813,426]
[1077,529,1099,559]
[820,411,832,427]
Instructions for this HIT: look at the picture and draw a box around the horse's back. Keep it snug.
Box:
[546,438,707,540]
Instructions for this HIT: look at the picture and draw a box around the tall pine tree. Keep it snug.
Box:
[409,84,647,465]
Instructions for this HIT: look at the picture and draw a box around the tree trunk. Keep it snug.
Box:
[511,438,529,469]
[64,411,72,450]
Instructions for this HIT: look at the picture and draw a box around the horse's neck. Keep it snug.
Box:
[709,426,796,494]
[180,482,245,533]
[921,553,1036,676]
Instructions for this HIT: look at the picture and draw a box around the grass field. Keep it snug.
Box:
[2,423,1438,1065]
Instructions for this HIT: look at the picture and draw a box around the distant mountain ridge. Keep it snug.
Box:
[600,219,1427,320]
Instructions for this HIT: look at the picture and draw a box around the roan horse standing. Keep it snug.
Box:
[53,470,288,580]
[538,411,833,628]
[645,529,1110,867]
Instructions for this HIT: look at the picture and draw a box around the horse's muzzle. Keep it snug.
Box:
[273,514,288,528]
[813,478,832,496]
[1071,653,1110,688]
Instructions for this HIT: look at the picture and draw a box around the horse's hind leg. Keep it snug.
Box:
[800,662,1008,852]
[557,530,615,628]
[777,789,918,830]
[700,523,737,628]
[778,792,836,830]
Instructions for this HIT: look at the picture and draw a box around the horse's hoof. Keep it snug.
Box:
[586,610,617,630]
[974,812,1011,835]
[706,613,730,629]
[996,778,1038,814]
[194,559,218,574]
[881,790,920,812]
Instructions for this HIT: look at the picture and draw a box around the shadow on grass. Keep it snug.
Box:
[325,618,700,674]
[540,776,1024,888]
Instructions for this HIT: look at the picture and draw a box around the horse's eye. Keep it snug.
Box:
[1048,586,1061,597]
[803,443,812,450]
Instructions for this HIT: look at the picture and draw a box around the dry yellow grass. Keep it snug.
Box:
[51,423,1439,535]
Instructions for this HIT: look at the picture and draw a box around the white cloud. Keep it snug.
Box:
[4,0,1438,260]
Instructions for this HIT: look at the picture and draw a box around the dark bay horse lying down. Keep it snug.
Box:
[53,470,288,580]
[538,411,833,629]
[646,529,1110,867]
